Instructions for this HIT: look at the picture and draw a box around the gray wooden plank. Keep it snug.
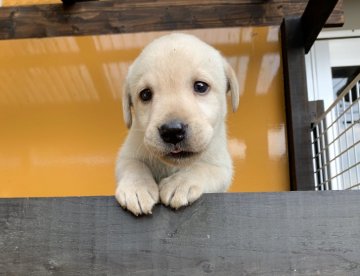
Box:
[1,192,360,275]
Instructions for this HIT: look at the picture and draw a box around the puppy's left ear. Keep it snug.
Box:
[122,81,132,128]
[223,59,240,112]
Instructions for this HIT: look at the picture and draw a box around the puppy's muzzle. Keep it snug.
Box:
[158,120,188,145]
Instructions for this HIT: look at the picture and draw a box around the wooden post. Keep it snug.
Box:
[280,0,342,190]
[281,17,315,190]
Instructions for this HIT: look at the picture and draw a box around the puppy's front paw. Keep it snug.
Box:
[159,175,204,209]
[115,182,159,216]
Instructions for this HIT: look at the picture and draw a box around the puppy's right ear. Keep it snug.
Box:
[122,81,132,129]
[224,59,240,112]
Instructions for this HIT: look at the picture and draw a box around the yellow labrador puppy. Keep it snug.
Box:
[115,33,239,215]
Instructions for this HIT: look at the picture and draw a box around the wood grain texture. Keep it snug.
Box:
[1,192,360,275]
[281,17,315,191]
[0,0,344,40]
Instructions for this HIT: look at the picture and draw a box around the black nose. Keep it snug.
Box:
[158,121,187,145]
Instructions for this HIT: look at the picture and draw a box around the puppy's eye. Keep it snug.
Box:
[139,88,152,102]
[194,81,209,94]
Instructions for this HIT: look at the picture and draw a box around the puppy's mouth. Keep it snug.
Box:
[167,149,196,159]
[162,144,198,160]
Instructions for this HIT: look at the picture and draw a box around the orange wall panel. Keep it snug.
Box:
[0,27,289,197]
[2,0,59,5]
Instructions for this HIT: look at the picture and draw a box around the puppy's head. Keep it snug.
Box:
[122,33,239,165]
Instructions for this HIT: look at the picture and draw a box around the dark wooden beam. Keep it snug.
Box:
[0,0,344,40]
[302,0,342,53]
[1,192,360,274]
[281,17,314,191]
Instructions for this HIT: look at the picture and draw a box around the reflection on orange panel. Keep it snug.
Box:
[0,27,289,197]
[2,0,58,5]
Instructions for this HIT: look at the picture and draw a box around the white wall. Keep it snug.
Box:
[305,0,360,190]
[306,0,360,105]
[328,38,360,67]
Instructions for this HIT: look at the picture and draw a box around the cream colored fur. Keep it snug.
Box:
[115,33,239,216]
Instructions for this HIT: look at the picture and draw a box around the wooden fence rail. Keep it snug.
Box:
[1,192,360,275]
